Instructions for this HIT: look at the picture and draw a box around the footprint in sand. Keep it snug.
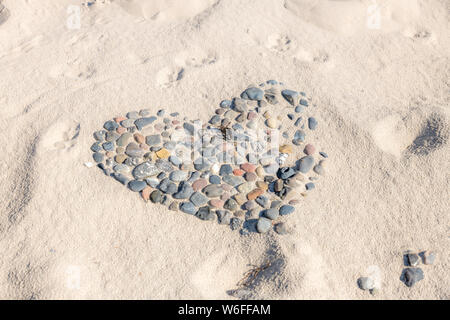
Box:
[41,119,81,151]
[0,2,9,26]
[115,0,217,23]
[371,110,448,158]
[266,34,293,53]
[284,0,423,37]
[156,66,184,88]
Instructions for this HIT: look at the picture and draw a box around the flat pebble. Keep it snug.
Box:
[196,206,215,221]
[170,170,188,182]
[190,192,209,207]
[128,180,147,192]
[279,205,295,215]
[305,182,315,190]
[203,184,224,198]
[150,190,162,203]
[296,156,315,173]
[180,202,197,215]
[241,87,264,100]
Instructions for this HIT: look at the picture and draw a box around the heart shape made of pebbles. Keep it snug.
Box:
[91,80,329,235]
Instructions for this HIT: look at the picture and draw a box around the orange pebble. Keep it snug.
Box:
[233,169,244,176]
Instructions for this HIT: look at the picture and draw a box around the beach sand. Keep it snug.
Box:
[0,0,448,299]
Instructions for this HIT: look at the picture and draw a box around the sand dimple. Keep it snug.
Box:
[115,0,218,22]
[284,0,422,36]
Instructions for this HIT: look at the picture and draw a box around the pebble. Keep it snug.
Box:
[241,87,264,100]
[102,141,115,151]
[305,182,315,190]
[158,179,177,194]
[106,131,120,142]
[304,144,315,155]
[319,151,328,158]
[125,143,145,157]
[281,89,299,106]
[146,134,161,146]
[93,152,104,163]
[180,202,197,215]
[403,268,424,287]
[216,210,232,225]
[218,164,232,176]
[135,117,157,130]
[203,184,224,198]
[255,195,269,208]
[279,144,292,154]
[94,130,106,141]
[295,105,304,113]
[128,180,147,192]
[274,223,288,235]
[234,193,247,205]
[113,173,129,185]
[308,117,318,130]
[169,170,188,182]
[279,205,294,215]
[244,201,255,210]
[192,179,208,191]
[256,217,272,233]
[169,202,178,211]
[224,198,238,211]
[169,155,181,166]
[237,182,254,194]
[313,164,324,175]
[126,111,139,119]
[141,186,152,201]
[133,162,158,179]
[173,182,194,199]
[104,120,119,131]
[358,277,375,290]
[190,192,209,207]
[296,156,314,173]
[407,253,420,267]
[264,208,279,220]
[240,163,256,173]
[150,190,162,203]
[209,199,224,208]
[209,175,221,184]
[266,118,277,129]
[220,100,232,108]
[247,188,264,201]
[422,251,436,265]
[196,206,215,221]
[222,175,245,187]
[232,98,248,113]
[156,159,174,172]
[156,148,170,159]
[244,172,257,182]
[230,217,243,230]
[278,167,296,179]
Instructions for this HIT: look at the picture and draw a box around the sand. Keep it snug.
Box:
[0,0,448,299]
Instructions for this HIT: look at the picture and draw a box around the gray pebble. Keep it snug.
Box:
[216,210,232,225]
[190,192,209,207]
[256,217,272,233]
[93,152,104,163]
[104,120,118,131]
[196,206,215,221]
[146,134,161,146]
[264,208,279,220]
[358,277,375,290]
[296,156,315,173]
[274,222,288,235]
[308,117,318,130]
[173,182,194,199]
[128,180,147,192]
[180,202,196,215]
[281,89,299,106]
[170,170,188,182]
[102,141,114,151]
[403,268,424,287]
[230,217,243,230]
[279,205,294,215]
[132,162,158,179]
